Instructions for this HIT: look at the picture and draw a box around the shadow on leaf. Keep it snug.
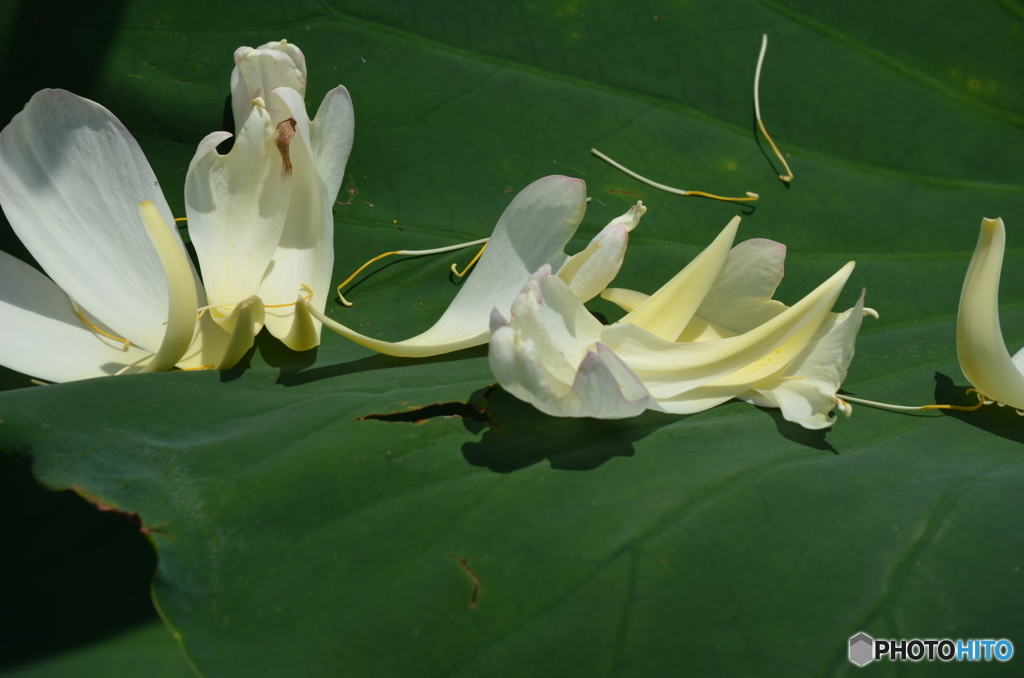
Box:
[461,387,678,472]
[933,372,1024,445]
[274,346,487,387]
[757,407,838,454]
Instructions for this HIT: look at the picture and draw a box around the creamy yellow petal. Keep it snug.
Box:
[137,202,201,373]
[217,296,265,369]
[617,216,740,340]
[604,262,854,397]
[956,217,1024,410]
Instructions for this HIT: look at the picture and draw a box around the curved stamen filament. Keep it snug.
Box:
[452,243,488,277]
[590,149,759,203]
[921,388,987,412]
[264,284,314,308]
[839,389,987,414]
[336,239,489,307]
[71,300,131,350]
[754,34,794,184]
[197,284,315,319]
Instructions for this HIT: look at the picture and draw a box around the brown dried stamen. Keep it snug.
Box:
[275,117,297,174]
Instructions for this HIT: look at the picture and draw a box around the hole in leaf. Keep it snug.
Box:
[358,401,490,425]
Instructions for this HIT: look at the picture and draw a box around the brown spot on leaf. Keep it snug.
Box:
[448,554,481,609]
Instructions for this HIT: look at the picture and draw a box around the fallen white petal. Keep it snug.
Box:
[309,85,355,202]
[489,305,651,419]
[0,250,153,382]
[313,175,587,356]
[557,201,645,302]
[0,89,190,354]
[185,102,287,333]
[255,87,334,350]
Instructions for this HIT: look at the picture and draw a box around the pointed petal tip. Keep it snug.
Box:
[836,260,856,281]
[617,201,646,232]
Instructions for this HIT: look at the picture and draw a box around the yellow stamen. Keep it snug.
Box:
[920,389,987,412]
[173,217,188,222]
[451,243,487,277]
[30,379,49,386]
[264,285,314,308]
[197,302,228,314]
[336,239,489,307]
[680,190,761,203]
[180,363,216,371]
[71,300,131,350]
[840,389,987,414]
[754,34,794,184]
[590,148,759,203]
[197,284,315,318]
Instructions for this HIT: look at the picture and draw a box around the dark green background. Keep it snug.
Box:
[1,1,1022,675]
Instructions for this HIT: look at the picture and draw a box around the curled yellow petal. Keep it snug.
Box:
[137,201,199,373]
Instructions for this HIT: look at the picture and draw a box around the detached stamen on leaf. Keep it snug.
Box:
[754,34,794,184]
[839,389,987,414]
[451,243,488,277]
[71,299,131,350]
[590,148,759,203]
[335,238,489,307]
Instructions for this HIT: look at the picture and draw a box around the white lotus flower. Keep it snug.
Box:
[956,217,1024,411]
[0,90,253,383]
[304,175,644,357]
[186,40,354,351]
[490,216,873,429]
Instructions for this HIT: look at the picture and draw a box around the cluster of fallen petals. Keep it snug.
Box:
[490,219,873,428]
[0,39,1018,430]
